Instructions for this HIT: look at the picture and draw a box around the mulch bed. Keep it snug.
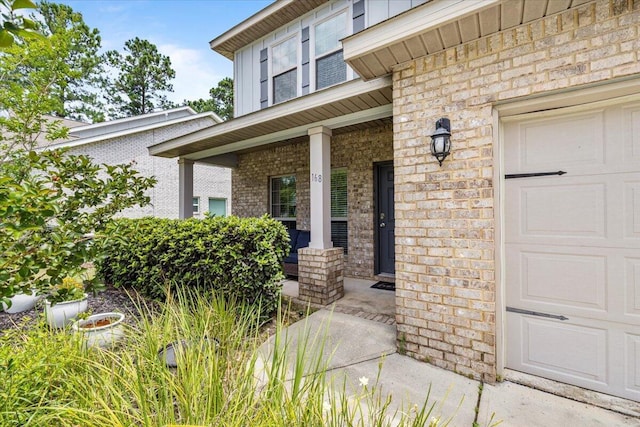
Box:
[1,285,311,338]
[0,285,149,334]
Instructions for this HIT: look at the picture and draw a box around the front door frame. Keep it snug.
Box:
[374,161,395,276]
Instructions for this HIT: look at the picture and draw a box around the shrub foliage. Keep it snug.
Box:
[96,215,289,317]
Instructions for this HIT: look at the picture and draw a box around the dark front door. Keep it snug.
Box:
[375,162,395,275]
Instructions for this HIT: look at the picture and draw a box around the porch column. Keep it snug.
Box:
[307,125,332,249]
[178,158,194,219]
[298,126,344,306]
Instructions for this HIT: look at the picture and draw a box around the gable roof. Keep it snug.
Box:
[210,0,327,60]
[45,107,222,150]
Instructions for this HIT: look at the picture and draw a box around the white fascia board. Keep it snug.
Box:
[183,104,393,161]
[149,76,392,156]
[342,0,501,62]
[68,106,199,134]
[44,112,219,151]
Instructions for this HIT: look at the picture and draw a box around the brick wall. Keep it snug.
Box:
[68,118,231,219]
[392,0,639,382]
[232,123,393,278]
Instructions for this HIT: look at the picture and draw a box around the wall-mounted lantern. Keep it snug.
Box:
[430,118,451,166]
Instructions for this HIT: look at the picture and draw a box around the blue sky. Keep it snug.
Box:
[62,0,272,103]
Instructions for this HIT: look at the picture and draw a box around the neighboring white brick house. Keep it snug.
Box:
[47,107,231,218]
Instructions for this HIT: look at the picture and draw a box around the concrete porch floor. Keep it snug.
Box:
[281,277,396,325]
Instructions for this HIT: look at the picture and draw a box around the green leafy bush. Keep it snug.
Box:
[96,215,289,317]
[0,149,156,304]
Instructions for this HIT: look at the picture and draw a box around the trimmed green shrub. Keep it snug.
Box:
[96,215,289,317]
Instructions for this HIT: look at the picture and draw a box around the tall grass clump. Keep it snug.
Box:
[0,318,88,426]
[6,289,494,426]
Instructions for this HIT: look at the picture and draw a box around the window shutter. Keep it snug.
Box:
[331,169,347,218]
[353,0,365,33]
[260,48,268,109]
[301,26,310,95]
[331,169,348,253]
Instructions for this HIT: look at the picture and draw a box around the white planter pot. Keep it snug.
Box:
[2,291,40,313]
[72,312,125,348]
[44,294,88,328]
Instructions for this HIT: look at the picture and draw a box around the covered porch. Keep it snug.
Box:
[148,77,394,306]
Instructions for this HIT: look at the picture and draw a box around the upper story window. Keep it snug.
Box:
[315,12,347,90]
[272,37,298,104]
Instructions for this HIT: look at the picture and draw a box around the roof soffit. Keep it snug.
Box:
[342,0,595,80]
[149,77,393,159]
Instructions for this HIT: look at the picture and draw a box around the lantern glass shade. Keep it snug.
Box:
[430,119,451,166]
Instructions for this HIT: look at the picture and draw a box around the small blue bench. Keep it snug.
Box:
[283,229,310,277]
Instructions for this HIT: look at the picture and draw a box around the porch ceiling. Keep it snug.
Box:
[343,0,594,81]
[210,0,327,60]
[148,77,393,160]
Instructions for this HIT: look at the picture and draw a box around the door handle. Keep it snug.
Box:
[380,222,386,228]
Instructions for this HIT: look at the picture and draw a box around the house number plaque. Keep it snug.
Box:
[311,173,323,183]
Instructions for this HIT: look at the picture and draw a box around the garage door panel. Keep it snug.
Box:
[623,104,640,163]
[507,175,639,248]
[626,258,640,318]
[626,181,640,239]
[507,314,608,383]
[507,245,638,323]
[626,333,640,395]
[513,251,606,310]
[518,183,605,238]
[508,111,605,171]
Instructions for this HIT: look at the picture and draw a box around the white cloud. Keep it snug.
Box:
[158,44,231,104]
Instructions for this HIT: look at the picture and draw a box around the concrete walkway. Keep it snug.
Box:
[262,310,639,426]
[275,279,640,426]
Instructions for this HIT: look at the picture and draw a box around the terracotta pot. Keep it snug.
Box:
[72,312,125,348]
[44,294,88,328]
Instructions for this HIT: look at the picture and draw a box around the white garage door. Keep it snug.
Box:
[504,97,640,401]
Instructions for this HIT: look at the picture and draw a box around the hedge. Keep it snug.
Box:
[95,215,289,317]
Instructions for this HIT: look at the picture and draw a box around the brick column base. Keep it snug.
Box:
[298,247,344,305]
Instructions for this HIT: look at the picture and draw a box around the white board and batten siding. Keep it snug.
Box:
[504,97,640,401]
[365,0,428,27]
[234,0,349,117]
[233,0,428,118]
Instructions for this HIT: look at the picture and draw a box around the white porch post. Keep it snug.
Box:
[307,126,332,249]
[178,158,194,219]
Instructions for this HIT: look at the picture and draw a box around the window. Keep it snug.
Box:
[208,198,227,217]
[272,37,297,104]
[331,168,348,253]
[192,197,200,215]
[315,12,347,90]
[270,175,296,229]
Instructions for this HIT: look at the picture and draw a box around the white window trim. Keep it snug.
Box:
[269,174,297,222]
[311,8,351,92]
[269,34,300,105]
[192,196,200,215]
